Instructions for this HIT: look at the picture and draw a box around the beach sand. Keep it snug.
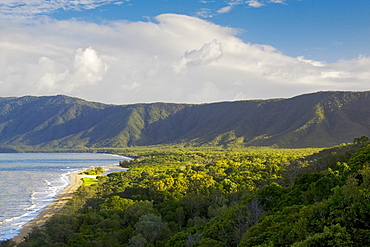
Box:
[12,166,127,243]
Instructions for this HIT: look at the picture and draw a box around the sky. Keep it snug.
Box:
[0,0,369,104]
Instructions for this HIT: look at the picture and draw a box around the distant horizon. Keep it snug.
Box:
[2,90,370,106]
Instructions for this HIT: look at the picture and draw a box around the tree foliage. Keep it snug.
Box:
[7,141,370,246]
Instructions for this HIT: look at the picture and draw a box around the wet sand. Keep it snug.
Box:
[12,166,127,243]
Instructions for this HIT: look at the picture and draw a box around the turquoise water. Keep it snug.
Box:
[0,153,128,241]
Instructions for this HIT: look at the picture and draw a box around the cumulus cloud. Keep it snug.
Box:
[0,21,110,91]
[0,14,369,104]
[174,40,223,73]
[72,47,108,86]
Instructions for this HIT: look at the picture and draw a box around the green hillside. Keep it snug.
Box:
[1,91,370,150]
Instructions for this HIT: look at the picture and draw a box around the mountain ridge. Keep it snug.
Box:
[0,91,369,150]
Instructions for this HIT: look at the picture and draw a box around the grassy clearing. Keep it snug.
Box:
[81,177,99,186]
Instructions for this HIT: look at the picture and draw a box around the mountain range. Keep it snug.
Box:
[0,91,370,151]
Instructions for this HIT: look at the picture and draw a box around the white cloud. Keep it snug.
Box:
[196,8,213,18]
[0,14,368,104]
[247,0,264,8]
[174,39,223,73]
[217,6,233,14]
[72,47,108,85]
[269,0,286,3]
[216,0,244,14]
[188,81,223,102]
[297,56,326,67]
[215,0,286,15]
[0,0,124,22]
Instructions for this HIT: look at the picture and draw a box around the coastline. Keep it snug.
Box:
[12,166,127,243]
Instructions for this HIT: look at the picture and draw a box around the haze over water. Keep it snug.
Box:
[0,153,127,241]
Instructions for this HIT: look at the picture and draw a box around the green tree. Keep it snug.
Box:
[124,200,154,224]
[128,233,147,247]
[134,213,166,243]
[353,135,370,146]
[292,224,353,247]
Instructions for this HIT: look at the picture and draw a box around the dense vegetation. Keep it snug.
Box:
[1,91,370,150]
[5,138,370,246]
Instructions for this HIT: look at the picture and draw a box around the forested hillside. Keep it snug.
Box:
[1,91,370,150]
[8,138,370,246]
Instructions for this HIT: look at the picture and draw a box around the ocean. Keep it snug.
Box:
[0,153,128,241]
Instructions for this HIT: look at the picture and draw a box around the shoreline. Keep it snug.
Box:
[12,166,127,243]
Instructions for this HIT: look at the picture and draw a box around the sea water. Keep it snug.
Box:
[0,153,129,241]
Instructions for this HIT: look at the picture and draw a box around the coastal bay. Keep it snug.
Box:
[12,166,128,243]
[0,153,128,241]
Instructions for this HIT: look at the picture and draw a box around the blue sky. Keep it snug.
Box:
[0,0,369,104]
[50,0,370,62]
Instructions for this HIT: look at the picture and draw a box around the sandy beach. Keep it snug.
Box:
[12,166,127,243]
